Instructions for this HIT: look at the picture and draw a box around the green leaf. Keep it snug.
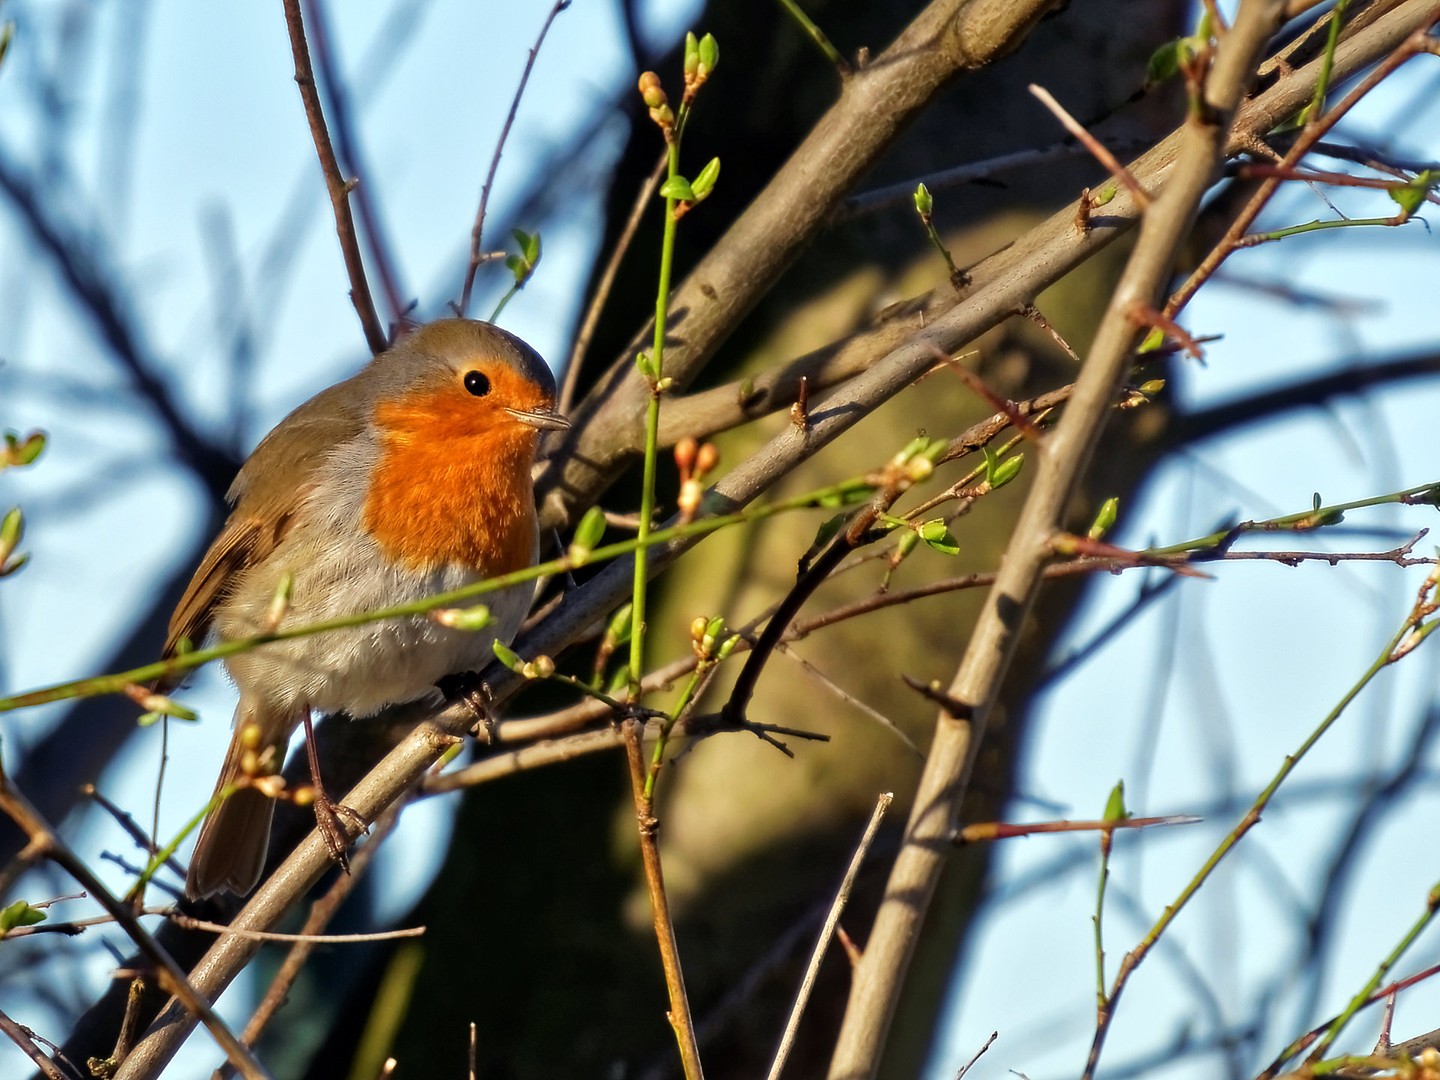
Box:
[434,605,493,631]
[990,453,1025,491]
[697,33,719,75]
[913,182,934,217]
[0,506,21,552]
[605,603,634,649]
[684,31,699,77]
[800,512,848,573]
[2,430,46,468]
[512,228,541,265]
[571,506,607,555]
[1388,170,1437,217]
[505,230,541,286]
[1136,327,1167,354]
[918,519,960,556]
[491,640,524,673]
[659,175,696,202]
[635,351,657,379]
[0,23,14,73]
[1088,497,1120,541]
[690,157,721,201]
[811,513,848,551]
[1145,38,1184,85]
[816,479,875,508]
[0,900,45,936]
[1103,780,1129,823]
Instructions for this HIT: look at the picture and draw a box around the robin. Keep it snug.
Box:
[162,319,568,898]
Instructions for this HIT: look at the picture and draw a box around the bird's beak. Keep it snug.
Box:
[505,405,571,431]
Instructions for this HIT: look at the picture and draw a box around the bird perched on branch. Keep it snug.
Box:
[161,319,568,898]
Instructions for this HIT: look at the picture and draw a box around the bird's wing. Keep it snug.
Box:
[160,378,371,673]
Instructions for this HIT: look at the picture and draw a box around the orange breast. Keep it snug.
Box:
[361,388,539,575]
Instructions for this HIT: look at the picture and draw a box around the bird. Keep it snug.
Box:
[162,319,568,899]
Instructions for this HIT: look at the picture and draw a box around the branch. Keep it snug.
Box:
[535,0,1067,524]
[107,4,1438,1071]
[301,0,408,330]
[280,0,386,354]
[535,0,1431,530]
[457,1,571,316]
[828,3,1287,1075]
[0,761,269,1080]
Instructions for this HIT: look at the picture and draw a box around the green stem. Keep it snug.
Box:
[630,135,683,696]
[1093,838,1111,1006]
[644,655,714,802]
[921,214,964,286]
[772,0,849,74]
[1310,878,1440,1064]
[1100,604,1440,1062]
[1302,0,1348,125]
[1246,214,1409,246]
[0,479,868,715]
[488,283,521,322]
[1145,482,1440,557]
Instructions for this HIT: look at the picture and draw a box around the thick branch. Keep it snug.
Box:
[111,5,1436,1073]
[535,0,1065,524]
[827,3,1287,1075]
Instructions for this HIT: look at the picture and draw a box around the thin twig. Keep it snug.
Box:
[302,0,408,331]
[766,793,892,1080]
[0,762,270,1080]
[622,721,704,1079]
[954,1031,998,1080]
[773,0,852,76]
[236,785,412,1052]
[1167,20,1440,318]
[280,0,386,354]
[1028,84,1151,209]
[0,1006,73,1080]
[458,0,571,316]
[170,914,424,944]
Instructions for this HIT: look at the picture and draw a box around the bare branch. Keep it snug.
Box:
[829,4,1288,1075]
[280,0,387,354]
[458,1,572,316]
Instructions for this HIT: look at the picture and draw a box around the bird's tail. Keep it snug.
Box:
[185,702,284,899]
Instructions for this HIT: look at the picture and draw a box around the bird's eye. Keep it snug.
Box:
[463,370,491,397]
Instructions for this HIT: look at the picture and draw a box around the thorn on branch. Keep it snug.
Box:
[901,673,972,720]
[790,375,810,431]
[1029,84,1151,210]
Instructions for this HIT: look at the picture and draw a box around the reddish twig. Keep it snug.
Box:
[956,814,1202,843]
[929,343,1048,443]
[1167,21,1440,319]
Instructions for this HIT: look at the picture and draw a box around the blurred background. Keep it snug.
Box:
[2,1,1440,1078]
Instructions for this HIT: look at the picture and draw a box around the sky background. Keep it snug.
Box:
[2,2,1440,1078]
